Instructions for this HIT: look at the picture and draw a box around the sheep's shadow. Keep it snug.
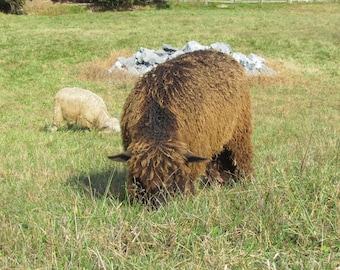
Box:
[70,168,128,202]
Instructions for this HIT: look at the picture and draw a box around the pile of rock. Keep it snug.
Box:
[109,41,276,76]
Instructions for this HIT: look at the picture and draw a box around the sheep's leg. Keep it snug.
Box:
[228,136,253,180]
[52,102,64,131]
[230,109,254,180]
[204,149,235,186]
[204,124,253,185]
[76,116,94,130]
[222,118,254,181]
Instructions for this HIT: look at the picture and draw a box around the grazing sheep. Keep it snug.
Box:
[52,87,120,133]
[109,50,253,205]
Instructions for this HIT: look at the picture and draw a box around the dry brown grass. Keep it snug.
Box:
[80,50,305,90]
[247,57,310,90]
[78,49,139,85]
[23,0,88,15]
[81,51,292,90]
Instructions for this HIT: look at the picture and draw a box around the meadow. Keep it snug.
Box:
[0,2,339,269]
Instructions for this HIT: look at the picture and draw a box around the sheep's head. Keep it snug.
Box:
[109,140,206,205]
[101,117,121,133]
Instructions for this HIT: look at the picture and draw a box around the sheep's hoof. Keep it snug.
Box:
[49,126,58,133]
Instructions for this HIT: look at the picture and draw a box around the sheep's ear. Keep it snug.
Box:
[184,151,208,163]
[108,151,132,162]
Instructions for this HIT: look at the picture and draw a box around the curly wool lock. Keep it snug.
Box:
[109,50,254,205]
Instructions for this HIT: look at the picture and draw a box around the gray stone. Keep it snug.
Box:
[119,56,136,68]
[248,53,266,69]
[167,50,185,60]
[247,53,277,75]
[108,41,276,76]
[210,42,233,55]
[135,64,152,75]
[232,52,255,71]
[162,44,179,53]
[108,60,124,73]
[182,40,209,52]
[144,49,164,65]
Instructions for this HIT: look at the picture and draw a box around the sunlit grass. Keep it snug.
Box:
[0,2,339,269]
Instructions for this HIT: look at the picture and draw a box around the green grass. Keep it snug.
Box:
[1,2,339,269]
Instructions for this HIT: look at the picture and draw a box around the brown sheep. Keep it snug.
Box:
[109,50,253,205]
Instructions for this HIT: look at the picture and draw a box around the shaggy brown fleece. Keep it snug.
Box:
[109,50,253,205]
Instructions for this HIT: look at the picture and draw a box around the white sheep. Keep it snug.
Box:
[51,87,120,133]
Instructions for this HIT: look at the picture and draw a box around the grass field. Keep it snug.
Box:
[0,2,339,269]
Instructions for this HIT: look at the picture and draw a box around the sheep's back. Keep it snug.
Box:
[55,87,107,118]
[121,50,250,158]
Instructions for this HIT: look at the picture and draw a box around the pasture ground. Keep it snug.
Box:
[0,2,339,269]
